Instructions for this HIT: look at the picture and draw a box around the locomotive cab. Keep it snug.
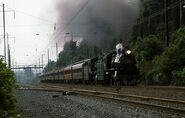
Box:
[111,43,138,85]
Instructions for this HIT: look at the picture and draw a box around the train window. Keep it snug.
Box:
[64,70,72,74]
[73,68,82,73]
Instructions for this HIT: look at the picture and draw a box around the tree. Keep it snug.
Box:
[0,57,17,117]
[130,0,185,85]
[132,35,164,74]
[132,0,183,43]
[44,60,56,72]
[152,27,185,85]
[55,40,103,68]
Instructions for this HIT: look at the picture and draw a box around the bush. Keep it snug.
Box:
[155,73,169,85]
[133,35,164,72]
[151,27,185,85]
[0,57,17,117]
[172,67,185,86]
[132,35,164,83]
[132,27,185,85]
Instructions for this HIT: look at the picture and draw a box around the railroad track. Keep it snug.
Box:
[17,83,185,115]
[104,85,185,92]
[36,84,185,105]
[42,83,185,91]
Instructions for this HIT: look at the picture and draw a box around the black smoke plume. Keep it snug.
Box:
[54,0,141,47]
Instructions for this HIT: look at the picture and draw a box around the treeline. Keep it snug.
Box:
[15,68,40,83]
[44,0,185,86]
[131,0,185,85]
[44,38,118,72]
[132,0,185,42]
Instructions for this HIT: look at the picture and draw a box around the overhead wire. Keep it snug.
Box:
[1,1,182,63]
[0,3,56,64]
[53,0,90,41]
[0,4,55,23]
[42,0,181,62]
[137,0,181,24]
[39,0,91,62]
[14,10,54,23]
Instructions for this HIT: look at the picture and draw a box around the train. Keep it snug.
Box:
[39,43,139,85]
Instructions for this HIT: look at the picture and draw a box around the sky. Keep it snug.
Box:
[0,0,58,66]
[0,0,141,67]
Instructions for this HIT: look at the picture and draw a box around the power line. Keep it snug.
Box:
[15,10,54,23]
[0,24,54,28]
[54,0,90,41]
[0,4,56,64]
[0,23,116,28]
[137,0,181,24]
[20,0,91,59]
[0,4,55,23]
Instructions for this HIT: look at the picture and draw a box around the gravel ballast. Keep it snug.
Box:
[15,90,182,118]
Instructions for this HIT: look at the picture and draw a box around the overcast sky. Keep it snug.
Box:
[0,0,58,66]
[0,0,140,67]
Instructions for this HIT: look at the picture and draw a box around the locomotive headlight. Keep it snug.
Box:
[126,50,131,55]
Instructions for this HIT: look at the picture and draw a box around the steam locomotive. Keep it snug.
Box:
[39,43,139,85]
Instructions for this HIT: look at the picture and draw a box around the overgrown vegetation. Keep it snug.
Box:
[132,27,185,85]
[152,27,185,85]
[132,35,164,84]
[0,57,18,117]
[131,0,185,85]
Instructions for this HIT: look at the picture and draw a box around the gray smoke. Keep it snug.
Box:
[55,0,141,46]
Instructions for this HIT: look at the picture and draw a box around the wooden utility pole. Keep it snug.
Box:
[41,54,44,69]
[139,17,143,38]
[38,58,40,72]
[47,49,49,71]
[47,48,49,64]
[3,4,6,63]
[12,59,14,70]
[164,0,169,46]
[180,0,183,26]
[7,33,11,68]
[56,43,58,60]
[148,16,151,34]
[8,45,11,68]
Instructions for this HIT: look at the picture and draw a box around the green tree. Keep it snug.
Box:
[55,40,102,68]
[0,57,17,117]
[152,27,185,85]
[172,67,185,86]
[131,0,185,85]
[132,35,164,74]
[132,0,183,43]
[44,60,56,72]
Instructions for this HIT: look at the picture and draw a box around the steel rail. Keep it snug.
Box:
[72,88,185,105]
[111,86,185,92]
[17,88,185,115]
[38,84,185,106]
[41,83,185,92]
